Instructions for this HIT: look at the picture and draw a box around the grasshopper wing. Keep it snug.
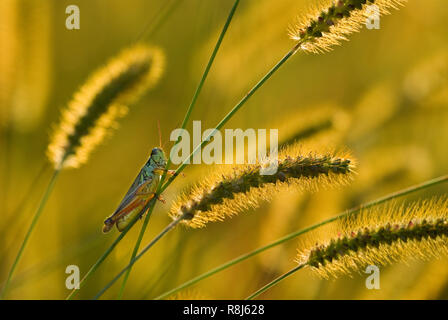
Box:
[112,175,153,216]
[102,177,154,233]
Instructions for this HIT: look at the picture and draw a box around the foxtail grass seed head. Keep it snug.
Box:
[47,45,165,169]
[296,198,448,279]
[289,0,407,53]
[170,145,355,228]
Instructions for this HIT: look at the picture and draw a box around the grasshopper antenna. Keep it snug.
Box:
[157,120,162,149]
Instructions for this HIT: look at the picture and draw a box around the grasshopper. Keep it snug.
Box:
[102,147,175,233]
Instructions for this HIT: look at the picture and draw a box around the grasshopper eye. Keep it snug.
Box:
[151,147,162,156]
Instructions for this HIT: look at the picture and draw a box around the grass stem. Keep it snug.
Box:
[115,0,241,299]
[65,197,157,300]
[154,174,448,299]
[246,264,306,300]
[94,215,185,299]
[100,20,298,299]
[1,162,48,232]
[160,42,301,195]
[134,0,183,43]
[0,168,60,299]
[116,198,155,299]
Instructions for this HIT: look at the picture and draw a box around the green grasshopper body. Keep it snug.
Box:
[102,147,173,233]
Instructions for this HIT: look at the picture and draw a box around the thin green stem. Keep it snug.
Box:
[160,42,301,194]
[0,169,60,299]
[116,197,155,299]
[116,0,240,299]
[134,0,183,43]
[154,174,448,299]
[116,177,166,300]
[94,215,185,300]
[0,162,49,262]
[1,124,12,219]
[141,235,188,299]
[65,197,157,300]
[64,0,189,300]
[99,34,298,300]
[0,231,102,292]
[246,264,306,300]
[165,0,240,173]
[1,162,48,232]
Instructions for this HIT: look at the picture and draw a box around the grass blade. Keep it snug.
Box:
[116,0,241,299]
[154,174,448,299]
[246,264,305,300]
[0,169,60,299]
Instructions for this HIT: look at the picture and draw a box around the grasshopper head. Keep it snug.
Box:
[150,147,167,168]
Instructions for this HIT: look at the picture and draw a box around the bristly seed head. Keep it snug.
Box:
[170,145,355,228]
[297,198,448,278]
[47,44,165,169]
[289,0,407,53]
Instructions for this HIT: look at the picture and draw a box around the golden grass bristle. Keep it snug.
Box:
[170,144,355,228]
[296,197,448,279]
[47,44,165,169]
[289,0,407,53]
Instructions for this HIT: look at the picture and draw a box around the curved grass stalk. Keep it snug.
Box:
[0,162,48,240]
[94,214,186,299]
[0,169,60,299]
[116,203,153,300]
[94,0,408,299]
[246,264,306,300]
[116,0,241,299]
[3,43,164,300]
[0,231,102,293]
[65,197,157,300]
[65,0,239,299]
[247,197,448,299]
[3,0,180,301]
[133,0,183,43]
[96,36,300,300]
[154,174,448,300]
[159,41,301,196]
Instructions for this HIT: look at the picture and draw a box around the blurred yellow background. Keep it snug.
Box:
[1,0,448,299]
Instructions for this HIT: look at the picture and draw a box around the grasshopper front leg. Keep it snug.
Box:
[154,168,184,177]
